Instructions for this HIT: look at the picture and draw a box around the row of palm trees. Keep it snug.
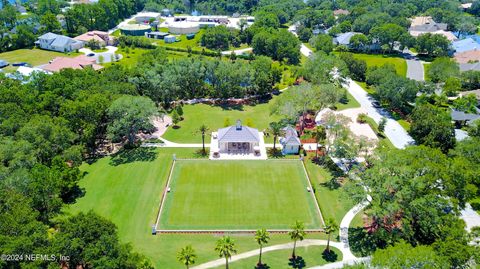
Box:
[176,219,339,269]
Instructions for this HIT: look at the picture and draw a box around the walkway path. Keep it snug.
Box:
[191,239,350,269]
[221,47,253,55]
[343,79,414,149]
[79,46,121,63]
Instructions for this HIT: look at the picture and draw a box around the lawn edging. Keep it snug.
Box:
[301,159,326,227]
[153,158,177,232]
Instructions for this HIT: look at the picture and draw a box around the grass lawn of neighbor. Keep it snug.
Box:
[162,100,281,143]
[352,53,407,77]
[0,48,81,72]
[159,160,323,230]
[212,246,343,269]
[66,148,333,268]
[335,90,361,111]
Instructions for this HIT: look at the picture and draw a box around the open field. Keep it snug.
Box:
[159,160,322,230]
[163,100,282,143]
[0,48,81,72]
[65,148,335,268]
[351,53,407,77]
[212,246,343,269]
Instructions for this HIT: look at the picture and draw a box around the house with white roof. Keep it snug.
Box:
[280,126,301,155]
[36,32,84,52]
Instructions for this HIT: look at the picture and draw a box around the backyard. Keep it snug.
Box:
[65,147,341,268]
[159,160,323,230]
[0,48,81,72]
[162,100,282,143]
[351,53,407,77]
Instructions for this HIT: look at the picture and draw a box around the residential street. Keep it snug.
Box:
[344,79,415,149]
[406,58,425,81]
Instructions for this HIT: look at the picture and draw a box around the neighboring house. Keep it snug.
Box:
[36,32,84,52]
[40,55,103,72]
[451,109,480,126]
[459,62,480,72]
[454,50,480,64]
[333,32,360,46]
[6,66,49,82]
[408,16,456,40]
[74,31,115,46]
[217,120,260,153]
[280,126,301,155]
[452,38,480,53]
[461,2,473,10]
[333,9,350,17]
[333,32,380,50]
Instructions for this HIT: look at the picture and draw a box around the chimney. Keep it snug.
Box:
[236,120,242,130]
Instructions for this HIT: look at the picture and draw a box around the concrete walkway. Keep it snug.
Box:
[191,239,351,269]
[461,203,480,232]
[343,79,414,149]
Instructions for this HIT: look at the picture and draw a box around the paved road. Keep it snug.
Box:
[344,79,414,149]
[406,59,425,81]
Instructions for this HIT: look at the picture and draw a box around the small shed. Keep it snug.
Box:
[164,35,177,43]
[186,33,195,40]
[146,31,169,39]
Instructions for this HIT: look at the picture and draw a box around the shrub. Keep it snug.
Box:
[357,113,368,123]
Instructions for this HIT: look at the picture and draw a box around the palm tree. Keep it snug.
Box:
[215,236,237,269]
[324,218,339,253]
[269,122,282,151]
[313,125,326,159]
[288,221,306,258]
[176,245,197,269]
[255,228,270,266]
[198,124,209,154]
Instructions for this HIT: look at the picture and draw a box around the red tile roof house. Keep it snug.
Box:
[40,55,104,73]
[74,31,115,47]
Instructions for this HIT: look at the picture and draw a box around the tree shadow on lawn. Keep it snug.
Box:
[255,263,271,269]
[321,249,339,262]
[288,256,306,269]
[110,147,158,166]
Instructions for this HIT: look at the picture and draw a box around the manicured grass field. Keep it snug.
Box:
[66,148,334,268]
[335,90,361,111]
[352,53,407,77]
[159,160,322,229]
[0,48,81,72]
[162,100,282,143]
[212,246,343,269]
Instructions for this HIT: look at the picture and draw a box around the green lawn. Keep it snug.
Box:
[397,119,411,131]
[66,147,333,268]
[160,160,322,229]
[153,29,207,50]
[0,48,81,72]
[212,246,343,269]
[423,62,431,81]
[105,47,149,68]
[351,53,407,77]
[335,90,361,111]
[303,159,354,225]
[162,100,281,143]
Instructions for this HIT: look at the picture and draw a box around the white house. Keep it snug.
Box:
[217,120,260,153]
[280,126,301,155]
[36,32,84,52]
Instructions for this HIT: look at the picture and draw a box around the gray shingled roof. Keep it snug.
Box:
[218,125,260,143]
[283,135,302,146]
[451,109,480,121]
[460,62,480,72]
[409,23,447,32]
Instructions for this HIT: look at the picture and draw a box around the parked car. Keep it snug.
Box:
[87,53,95,57]
[372,101,381,108]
